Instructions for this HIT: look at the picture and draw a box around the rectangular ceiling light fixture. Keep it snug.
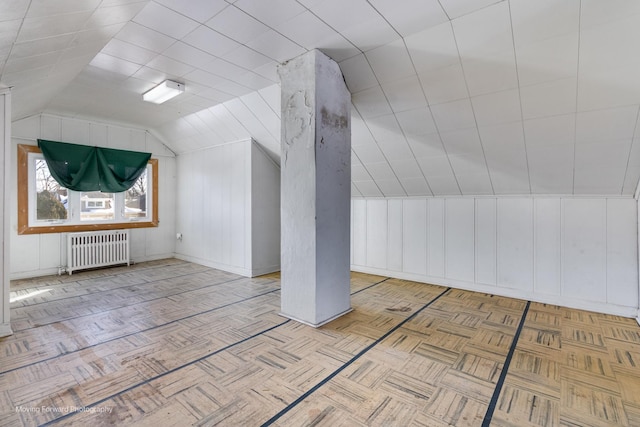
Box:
[142,80,184,104]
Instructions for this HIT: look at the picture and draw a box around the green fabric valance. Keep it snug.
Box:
[38,139,151,193]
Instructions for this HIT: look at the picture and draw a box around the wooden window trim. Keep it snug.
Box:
[18,144,159,235]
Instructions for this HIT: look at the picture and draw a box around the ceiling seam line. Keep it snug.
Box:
[507,0,533,195]
[572,0,582,195]
[448,19,494,195]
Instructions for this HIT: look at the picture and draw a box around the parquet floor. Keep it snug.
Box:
[1,259,639,426]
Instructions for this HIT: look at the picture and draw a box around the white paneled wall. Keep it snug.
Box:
[174,139,280,277]
[352,197,639,317]
[9,114,177,279]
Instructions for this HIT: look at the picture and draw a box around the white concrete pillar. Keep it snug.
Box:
[278,49,351,327]
[0,87,12,337]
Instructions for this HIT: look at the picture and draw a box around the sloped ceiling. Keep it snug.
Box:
[2,0,640,197]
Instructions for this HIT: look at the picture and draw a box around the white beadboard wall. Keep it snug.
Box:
[9,114,177,279]
[351,197,639,317]
[174,139,280,277]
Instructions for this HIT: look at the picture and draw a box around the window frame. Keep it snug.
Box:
[18,144,159,235]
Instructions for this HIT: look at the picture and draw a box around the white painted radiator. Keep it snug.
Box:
[67,230,130,275]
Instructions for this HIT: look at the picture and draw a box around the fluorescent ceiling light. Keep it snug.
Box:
[142,80,184,104]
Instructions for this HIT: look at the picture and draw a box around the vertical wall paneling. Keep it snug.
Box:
[606,198,638,306]
[61,119,89,145]
[350,200,354,265]
[351,195,638,316]
[534,198,561,295]
[497,198,534,291]
[250,142,280,275]
[10,114,177,279]
[475,198,497,285]
[445,198,474,282]
[1,89,10,336]
[352,199,367,266]
[402,199,427,275]
[366,200,388,269]
[387,199,403,271]
[174,139,279,277]
[562,199,607,302]
[40,115,60,140]
[427,198,445,277]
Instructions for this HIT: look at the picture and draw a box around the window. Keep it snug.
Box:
[18,144,158,234]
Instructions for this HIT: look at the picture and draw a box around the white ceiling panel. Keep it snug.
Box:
[577,61,640,111]
[479,122,525,152]
[400,177,432,196]
[340,54,378,94]
[206,6,269,44]
[222,45,272,70]
[405,22,459,74]
[380,75,428,113]
[395,108,437,137]
[456,172,494,194]
[353,144,387,164]
[510,0,579,47]
[430,99,476,132]
[419,63,468,106]
[575,106,639,144]
[368,0,448,37]
[460,49,518,97]
[233,0,306,28]
[18,12,94,42]
[389,158,424,180]
[132,2,199,39]
[155,0,228,23]
[520,77,577,120]
[4,0,640,197]
[452,1,513,57]
[523,114,575,148]
[580,0,640,30]
[246,30,305,63]
[352,86,393,119]
[574,140,632,169]
[84,3,149,29]
[426,174,461,195]
[0,0,30,22]
[440,128,484,156]
[515,33,579,87]
[147,55,194,76]
[365,39,415,84]
[365,162,397,181]
[574,166,626,194]
[182,25,240,58]
[407,134,447,159]
[115,22,175,52]
[308,0,398,51]
[354,180,383,197]
[378,138,415,161]
[101,38,157,65]
[352,164,373,181]
[579,14,640,73]
[471,88,522,127]
[417,156,456,177]
[439,0,502,20]
[377,179,407,196]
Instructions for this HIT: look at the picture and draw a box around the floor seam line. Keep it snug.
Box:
[260,286,452,427]
[481,300,532,427]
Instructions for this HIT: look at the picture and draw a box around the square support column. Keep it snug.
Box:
[278,50,351,327]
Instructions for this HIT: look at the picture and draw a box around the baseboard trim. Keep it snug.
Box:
[351,265,638,319]
[279,307,353,328]
[0,323,13,337]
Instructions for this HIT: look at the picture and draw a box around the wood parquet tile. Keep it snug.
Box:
[1,260,640,426]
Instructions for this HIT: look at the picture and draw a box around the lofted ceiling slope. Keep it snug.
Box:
[2,0,640,197]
